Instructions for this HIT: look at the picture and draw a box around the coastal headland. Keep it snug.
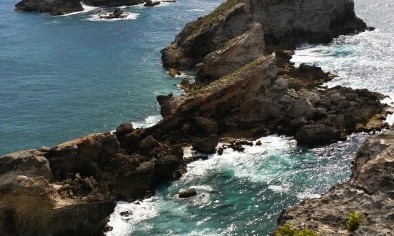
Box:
[2,0,393,235]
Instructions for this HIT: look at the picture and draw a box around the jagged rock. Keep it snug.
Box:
[179,188,197,198]
[192,134,219,154]
[295,124,341,145]
[144,0,160,7]
[99,8,129,19]
[167,68,181,77]
[287,98,315,119]
[0,131,184,235]
[275,130,394,235]
[162,0,366,71]
[139,135,159,151]
[115,122,134,136]
[196,23,266,83]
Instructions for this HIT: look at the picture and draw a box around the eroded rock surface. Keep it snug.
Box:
[275,129,394,235]
[157,52,390,145]
[0,131,185,235]
[162,0,366,75]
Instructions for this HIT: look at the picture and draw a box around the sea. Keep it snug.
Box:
[0,0,393,235]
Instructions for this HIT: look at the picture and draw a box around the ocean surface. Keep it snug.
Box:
[0,0,393,235]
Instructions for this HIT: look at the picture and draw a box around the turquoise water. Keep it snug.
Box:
[1,0,393,235]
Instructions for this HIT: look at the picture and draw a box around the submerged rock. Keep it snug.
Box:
[179,188,197,198]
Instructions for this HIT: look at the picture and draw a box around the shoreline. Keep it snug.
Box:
[1,0,393,235]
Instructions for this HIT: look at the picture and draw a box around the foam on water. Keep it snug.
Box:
[132,115,162,128]
[61,3,99,16]
[86,12,139,22]
[106,199,160,236]
[106,134,362,235]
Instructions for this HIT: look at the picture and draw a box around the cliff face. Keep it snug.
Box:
[15,0,145,15]
[162,0,366,82]
[0,129,185,235]
[275,129,394,235]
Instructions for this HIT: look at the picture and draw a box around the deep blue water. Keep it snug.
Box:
[0,0,393,235]
[0,0,223,155]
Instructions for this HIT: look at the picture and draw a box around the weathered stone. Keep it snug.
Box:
[192,134,219,154]
[115,122,134,136]
[179,188,197,198]
[295,125,341,145]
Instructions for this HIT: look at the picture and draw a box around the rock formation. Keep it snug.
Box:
[0,129,185,235]
[158,0,389,145]
[15,0,145,15]
[4,0,392,235]
[162,0,366,81]
[275,129,394,235]
[157,52,390,145]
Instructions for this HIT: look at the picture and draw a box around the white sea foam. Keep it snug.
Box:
[181,135,296,184]
[187,9,204,12]
[61,2,98,16]
[106,199,160,236]
[132,115,162,128]
[268,184,290,193]
[86,12,139,22]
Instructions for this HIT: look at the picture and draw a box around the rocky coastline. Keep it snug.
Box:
[2,0,393,235]
[275,129,394,235]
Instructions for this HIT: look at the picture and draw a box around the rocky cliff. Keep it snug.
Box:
[0,127,185,236]
[275,129,394,235]
[15,0,144,15]
[162,0,366,82]
[4,0,392,235]
[158,0,388,145]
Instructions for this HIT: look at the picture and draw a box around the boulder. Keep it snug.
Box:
[144,0,160,7]
[192,134,219,154]
[115,122,134,136]
[295,124,341,145]
[179,188,197,198]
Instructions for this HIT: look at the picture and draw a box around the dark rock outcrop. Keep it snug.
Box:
[179,188,197,198]
[0,131,185,235]
[275,129,394,235]
[5,0,392,235]
[99,8,129,19]
[15,0,83,15]
[162,0,366,74]
[144,0,160,7]
[158,0,388,145]
[15,0,145,15]
[156,52,390,145]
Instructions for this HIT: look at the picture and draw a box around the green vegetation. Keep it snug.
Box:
[274,223,319,236]
[347,211,364,231]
